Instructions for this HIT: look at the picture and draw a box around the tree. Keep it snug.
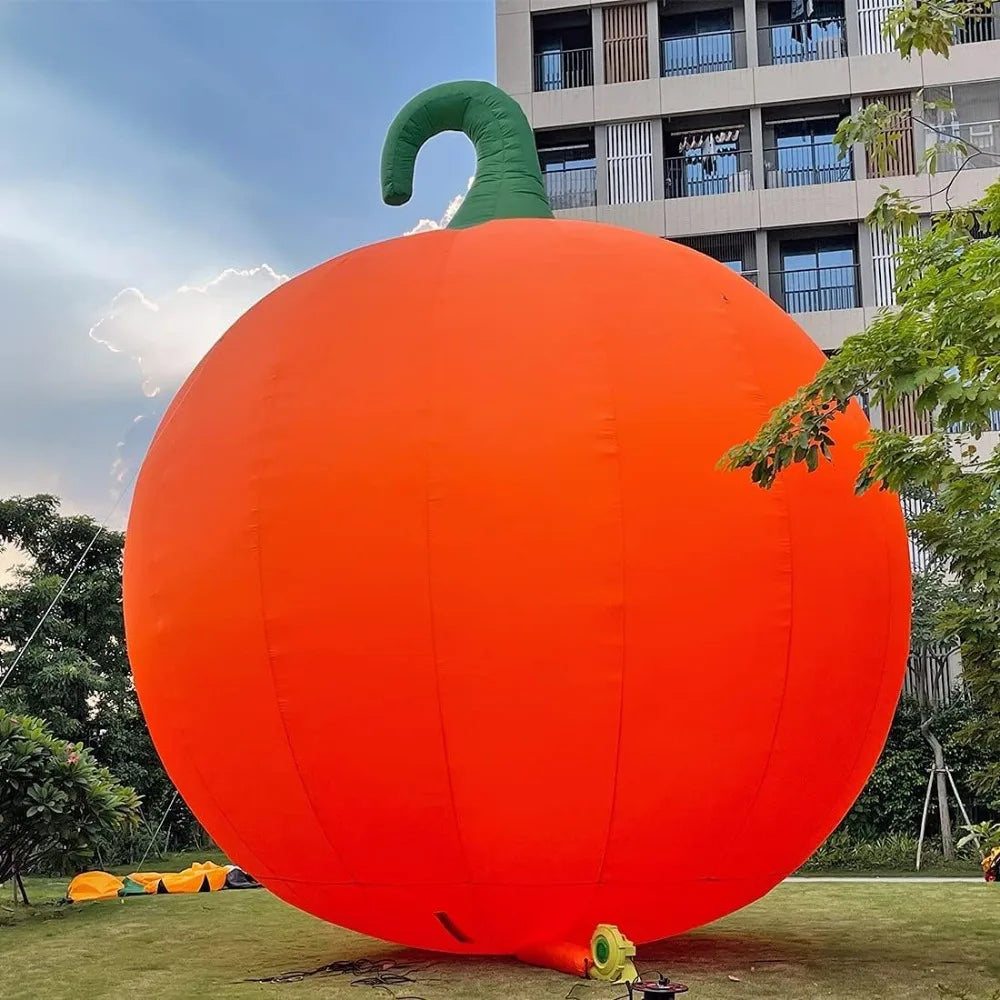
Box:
[0,494,129,748]
[0,709,140,903]
[882,0,996,60]
[840,696,992,840]
[0,495,199,858]
[724,1,1000,801]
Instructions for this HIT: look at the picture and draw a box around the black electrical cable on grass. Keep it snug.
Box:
[243,958,439,999]
[563,980,631,1000]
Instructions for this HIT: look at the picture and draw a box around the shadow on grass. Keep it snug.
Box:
[640,930,816,969]
[234,935,824,994]
[238,924,959,990]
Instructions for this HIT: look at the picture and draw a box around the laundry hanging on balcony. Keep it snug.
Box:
[677,130,741,152]
[701,134,718,174]
[791,0,815,42]
[677,130,741,175]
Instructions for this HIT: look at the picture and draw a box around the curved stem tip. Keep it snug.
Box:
[381,80,554,229]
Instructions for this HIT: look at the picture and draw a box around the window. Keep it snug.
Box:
[767,117,852,187]
[924,82,1000,172]
[537,144,596,175]
[660,7,737,76]
[533,11,594,91]
[674,232,758,284]
[778,237,858,312]
[665,128,751,198]
[763,0,846,63]
[536,129,597,210]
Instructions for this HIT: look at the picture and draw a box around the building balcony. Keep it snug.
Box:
[947,410,1000,434]
[660,29,748,78]
[673,232,759,285]
[533,48,594,92]
[861,8,997,55]
[664,149,753,199]
[928,119,1000,172]
[764,141,853,188]
[953,10,997,45]
[758,17,847,65]
[543,164,598,210]
[771,263,860,314]
[537,126,597,211]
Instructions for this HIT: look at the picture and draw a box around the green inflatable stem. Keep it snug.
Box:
[381,80,554,229]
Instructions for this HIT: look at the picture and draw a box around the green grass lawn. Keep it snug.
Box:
[4,857,999,1000]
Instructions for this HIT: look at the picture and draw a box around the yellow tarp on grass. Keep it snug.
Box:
[66,871,124,903]
[68,861,231,901]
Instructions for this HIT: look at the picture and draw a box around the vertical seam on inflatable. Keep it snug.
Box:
[836,477,903,807]
[713,289,796,850]
[249,264,359,886]
[127,358,276,882]
[594,295,627,886]
[422,230,472,886]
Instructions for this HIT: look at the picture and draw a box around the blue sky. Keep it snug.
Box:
[0,1,494,519]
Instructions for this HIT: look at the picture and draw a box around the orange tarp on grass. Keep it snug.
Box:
[127,871,162,892]
[67,871,124,903]
[68,860,234,900]
[146,860,229,894]
[187,860,229,890]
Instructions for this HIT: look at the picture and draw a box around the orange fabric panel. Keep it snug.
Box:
[516,941,591,977]
[124,220,910,953]
[128,864,228,892]
[67,872,123,903]
[155,872,208,894]
[126,872,162,891]
[186,864,228,891]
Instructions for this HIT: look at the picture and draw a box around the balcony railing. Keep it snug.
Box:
[764,142,853,187]
[542,165,597,210]
[533,48,594,92]
[660,29,747,77]
[947,410,1000,433]
[928,120,1000,172]
[759,17,847,64]
[857,3,901,55]
[672,234,758,286]
[772,264,860,313]
[953,12,996,45]
[664,149,753,198]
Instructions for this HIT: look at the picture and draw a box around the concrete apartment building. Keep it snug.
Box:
[495,1,998,702]
[495,0,1000,436]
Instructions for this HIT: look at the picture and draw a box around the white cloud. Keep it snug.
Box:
[405,176,474,235]
[91,177,474,406]
[88,265,289,399]
[84,183,475,503]
[85,265,288,501]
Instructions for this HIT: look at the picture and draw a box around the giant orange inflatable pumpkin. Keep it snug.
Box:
[124,82,910,967]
